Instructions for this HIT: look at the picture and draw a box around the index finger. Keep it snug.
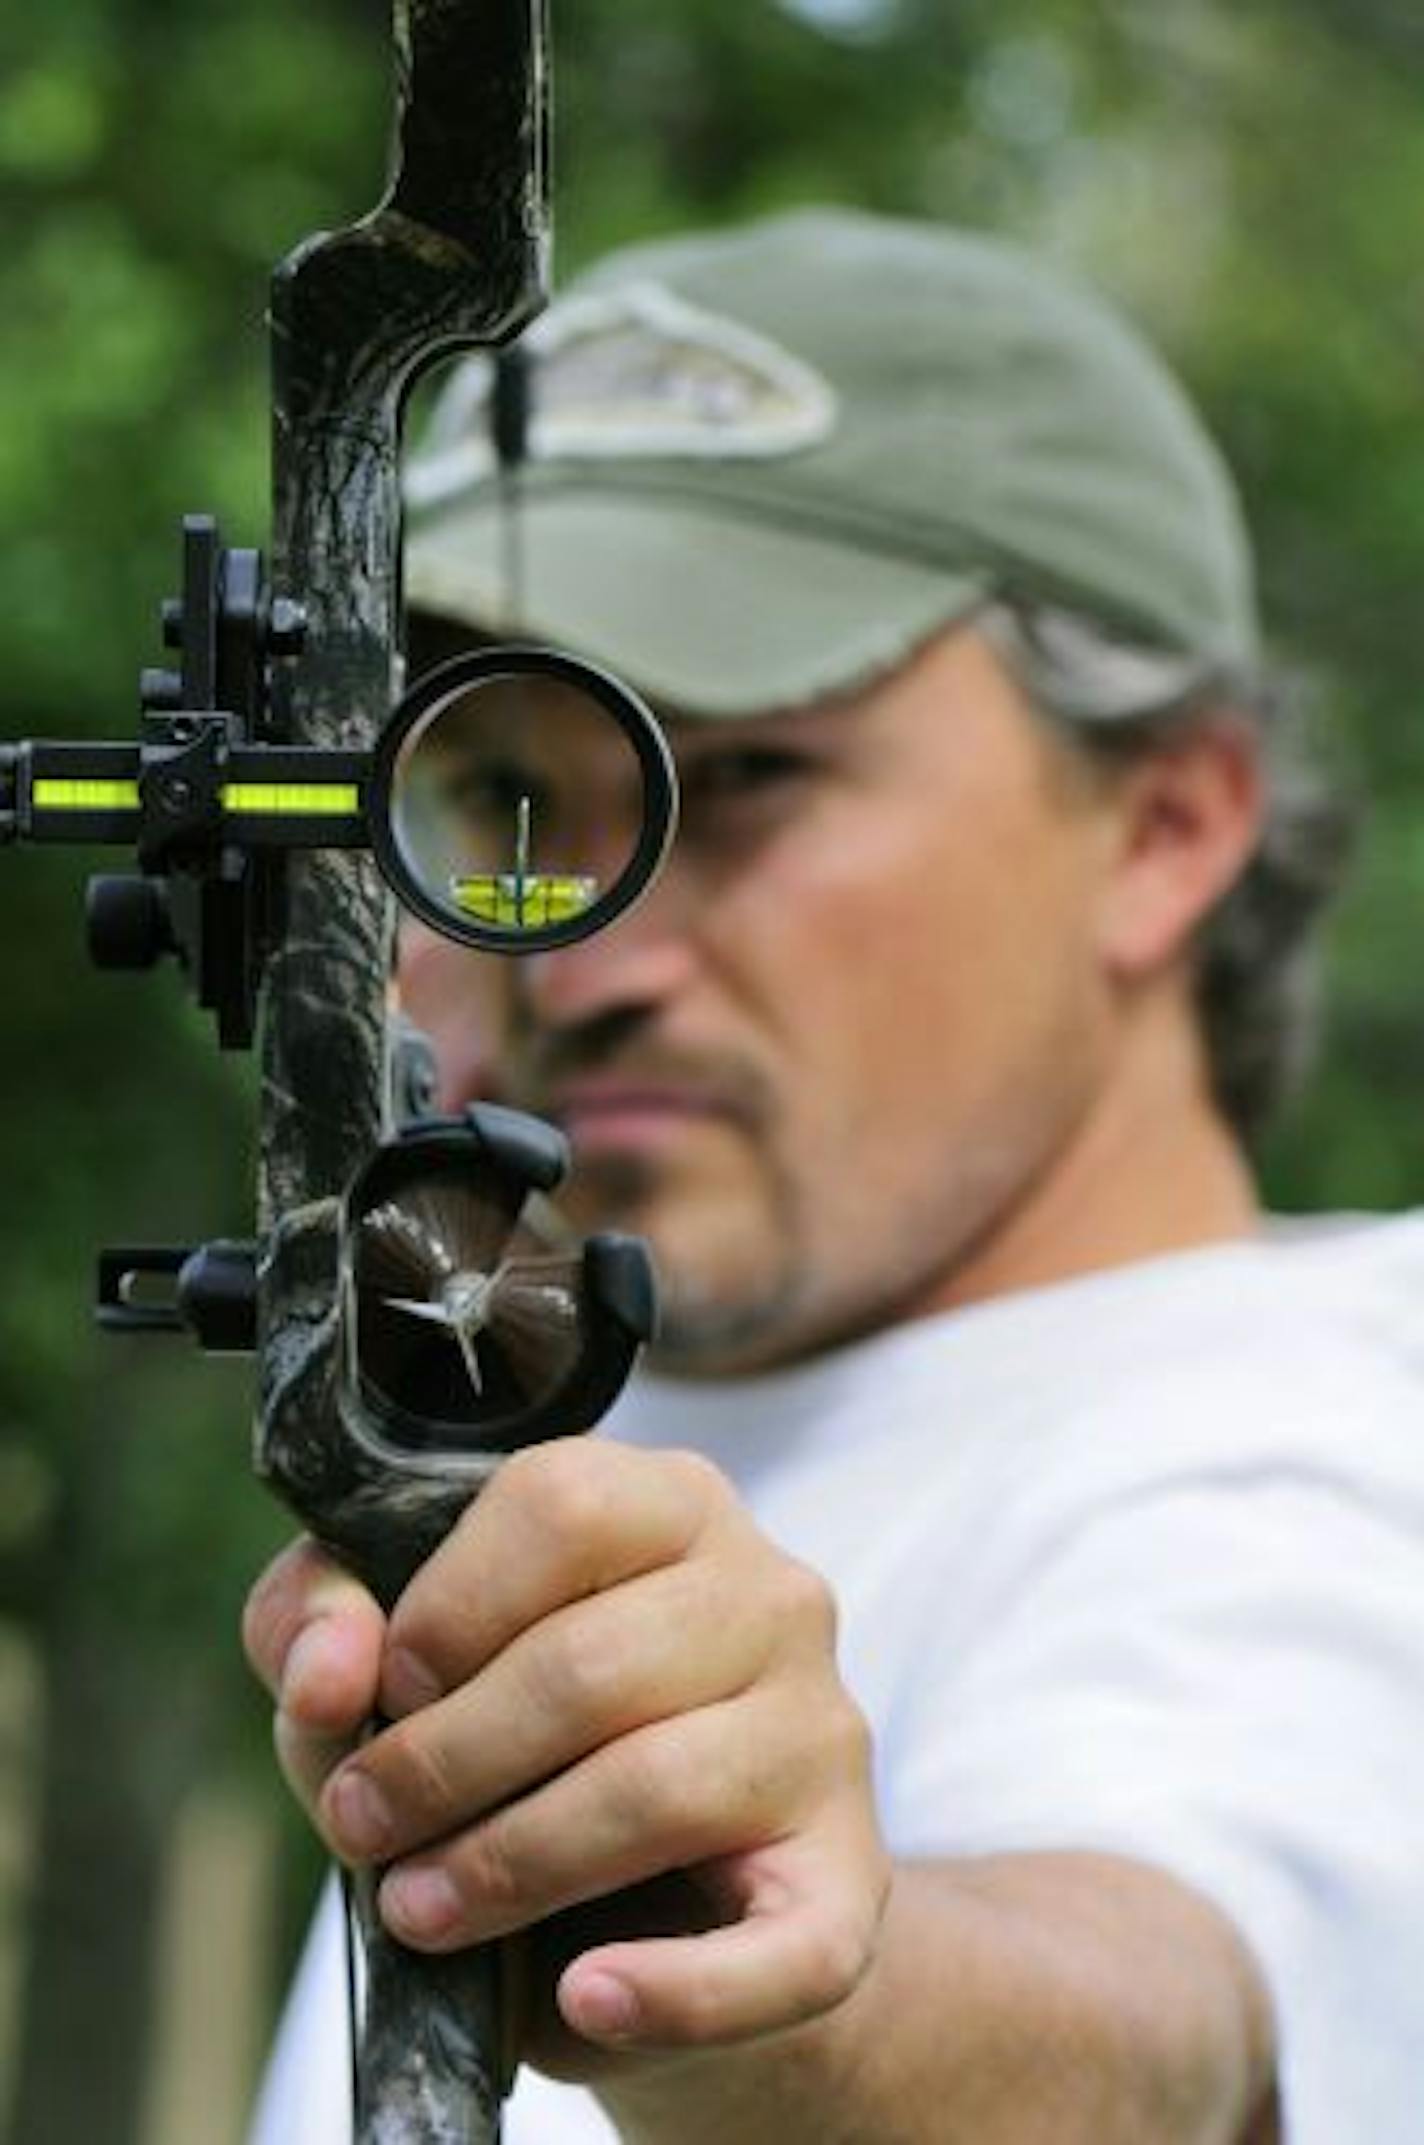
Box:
[383,1441,733,1716]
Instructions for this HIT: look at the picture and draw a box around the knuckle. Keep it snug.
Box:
[774,1553,839,1642]
[663,1447,733,1512]
[459,1816,528,1920]
[802,1910,872,2010]
[384,1600,463,1691]
[387,1571,485,1688]
[603,1729,685,1835]
[509,1441,617,1555]
[532,1614,623,1733]
[825,1695,874,1776]
[669,1971,728,2046]
[380,1714,459,1821]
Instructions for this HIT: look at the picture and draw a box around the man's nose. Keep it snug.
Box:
[515,866,698,1031]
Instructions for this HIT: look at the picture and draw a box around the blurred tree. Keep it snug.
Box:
[0,2,388,2138]
[0,0,1418,2138]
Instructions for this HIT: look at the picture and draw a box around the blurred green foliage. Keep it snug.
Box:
[0,0,1420,2136]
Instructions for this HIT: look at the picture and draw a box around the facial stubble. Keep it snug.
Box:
[561,1138,813,1377]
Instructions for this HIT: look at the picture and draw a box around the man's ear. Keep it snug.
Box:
[1096,720,1264,981]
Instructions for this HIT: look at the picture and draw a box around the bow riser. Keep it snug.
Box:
[259,5,549,2137]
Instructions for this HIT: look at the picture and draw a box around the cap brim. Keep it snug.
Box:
[405,489,986,717]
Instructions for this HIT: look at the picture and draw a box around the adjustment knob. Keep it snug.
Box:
[267,597,308,655]
[86,875,175,970]
[140,667,185,712]
[178,1241,257,1353]
[0,744,16,845]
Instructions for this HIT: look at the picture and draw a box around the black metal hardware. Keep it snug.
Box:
[97,1241,260,1353]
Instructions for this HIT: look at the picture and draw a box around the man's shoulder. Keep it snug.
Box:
[1195,1209,1424,1397]
[1259,1205,1424,1303]
[1024,1211,1424,1503]
[864,1213,1424,1533]
[1052,1209,1424,1381]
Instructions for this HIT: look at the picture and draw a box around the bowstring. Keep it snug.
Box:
[493,340,533,629]
[343,1868,361,2118]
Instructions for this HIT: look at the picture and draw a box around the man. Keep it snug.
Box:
[245,211,1424,2142]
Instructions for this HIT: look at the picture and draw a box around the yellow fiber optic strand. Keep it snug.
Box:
[31,779,359,817]
[222,784,360,816]
[32,779,141,811]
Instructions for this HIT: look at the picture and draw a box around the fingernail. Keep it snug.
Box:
[326,1769,392,1858]
[383,1647,443,1716]
[382,1864,463,1941]
[565,1971,640,2042]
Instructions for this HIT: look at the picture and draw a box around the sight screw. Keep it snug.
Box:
[141,667,185,712]
[269,598,308,654]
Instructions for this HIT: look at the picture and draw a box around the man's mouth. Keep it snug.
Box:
[548,1078,737,1156]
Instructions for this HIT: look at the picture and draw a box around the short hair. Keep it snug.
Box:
[980,601,1355,1142]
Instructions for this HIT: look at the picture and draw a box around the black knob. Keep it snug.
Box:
[0,745,16,842]
[140,667,185,711]
[86,875,174,970]
[178,1241,257,1353]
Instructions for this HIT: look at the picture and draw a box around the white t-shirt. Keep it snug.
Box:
[251,1220,1424,2143]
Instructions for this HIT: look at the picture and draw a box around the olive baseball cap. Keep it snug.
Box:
[404,208,1259,717]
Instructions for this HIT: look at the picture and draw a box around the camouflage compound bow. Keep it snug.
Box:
[0,1,677,2136]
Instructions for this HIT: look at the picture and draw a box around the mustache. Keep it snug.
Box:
[505,1009,773,1128]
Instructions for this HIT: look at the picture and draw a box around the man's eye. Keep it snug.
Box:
[443,762,545,822]
[682,748,815,807]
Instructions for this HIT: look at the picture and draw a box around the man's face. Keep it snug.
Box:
[399,626,1127,1376]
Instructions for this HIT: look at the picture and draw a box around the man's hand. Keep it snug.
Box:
[243,1439,891,2075]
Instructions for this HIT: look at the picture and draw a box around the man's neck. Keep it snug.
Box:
[931,996,1260,1316]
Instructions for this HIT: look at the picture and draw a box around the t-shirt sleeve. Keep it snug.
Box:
[883,1402,1424,2145]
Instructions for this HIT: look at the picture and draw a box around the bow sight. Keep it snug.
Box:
[0,513,676,1050]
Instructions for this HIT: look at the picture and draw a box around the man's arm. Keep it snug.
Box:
[598,1854,1277,2145]
[244,1439,1277,2142]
